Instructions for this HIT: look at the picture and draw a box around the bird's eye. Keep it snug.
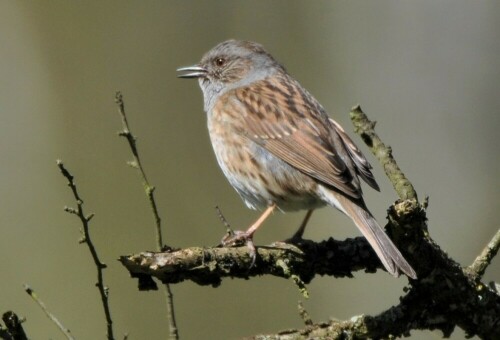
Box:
[214,57,226,67]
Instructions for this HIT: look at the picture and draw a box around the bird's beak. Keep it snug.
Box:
[177,65,207,78]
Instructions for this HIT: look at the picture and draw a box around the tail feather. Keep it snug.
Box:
[353,206,417,279]
[322,189,417,279]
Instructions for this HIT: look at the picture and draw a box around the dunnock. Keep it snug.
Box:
[178,40,416,279]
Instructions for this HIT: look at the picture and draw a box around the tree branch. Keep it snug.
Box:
[350,104,418,201]
[119,106,500,339]
[57,161,115,340]
[467,228,500,279]
[114,92,179,340]
[23,285,74,340]
[119,237,386,289]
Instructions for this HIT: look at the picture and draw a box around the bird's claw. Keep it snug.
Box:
[220,230,257,268]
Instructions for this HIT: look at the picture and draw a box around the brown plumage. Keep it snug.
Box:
[178,40,416,279]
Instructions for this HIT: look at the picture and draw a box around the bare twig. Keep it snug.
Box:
[215,206,231,230]
[23,285,73,340]
[350,104,418,201]
[114,92,179,339]
[297,301,313,327]
[57,160,114,340]
[215,205,236,240]
[114,92,163,247]
[468,228,500,279]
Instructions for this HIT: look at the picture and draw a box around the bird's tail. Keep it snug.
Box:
[321,190,417,279]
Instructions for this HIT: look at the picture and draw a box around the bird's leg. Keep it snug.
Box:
[289,209,314,240]
[220,203,276,245]
[220,203,276,266]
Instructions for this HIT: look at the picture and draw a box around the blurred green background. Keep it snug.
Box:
[1,1,498,339]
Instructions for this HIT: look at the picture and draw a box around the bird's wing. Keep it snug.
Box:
[328,118,379,191]
[230,75,374,199]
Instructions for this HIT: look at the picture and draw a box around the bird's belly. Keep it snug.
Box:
[208,129,325,212]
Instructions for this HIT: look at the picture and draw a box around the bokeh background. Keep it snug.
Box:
[1,1,498,339]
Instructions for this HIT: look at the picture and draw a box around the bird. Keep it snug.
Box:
[177,40,416,279]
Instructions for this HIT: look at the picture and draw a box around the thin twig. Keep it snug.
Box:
[114,92,163,247]
[350,105,418,201]
[57,160,114,340]
[468,228,500,278]
[215,205,235,239]
[215,206,231,230]
[297,301,313,327]
[114,92,179,339]
[23,285,73,340]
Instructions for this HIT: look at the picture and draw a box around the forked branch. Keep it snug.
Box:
[119,106,500,339]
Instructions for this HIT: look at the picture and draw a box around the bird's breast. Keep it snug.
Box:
[207,98,324,212]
